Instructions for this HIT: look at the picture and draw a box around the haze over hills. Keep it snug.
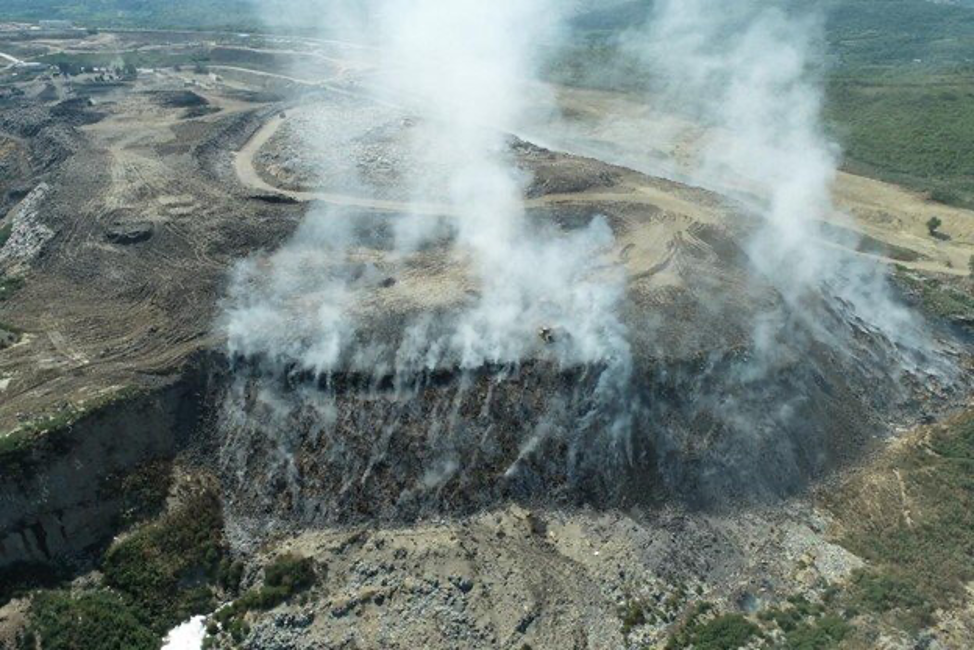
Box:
[1,1,974,649]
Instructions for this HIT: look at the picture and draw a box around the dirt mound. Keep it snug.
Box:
[513,139,621,198]
[147,90,210,109]
[105,221,154,245]
[50,98,106,127]
[0,102,84,173]
[213,202,964,543]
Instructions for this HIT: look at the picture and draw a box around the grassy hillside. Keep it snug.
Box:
[573,0,974,65]
[566,0,974,208]
[823,0,974,206]
[825,68,974,207]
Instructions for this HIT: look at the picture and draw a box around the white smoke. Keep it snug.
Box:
[225,0,632,385]
[217,0,959,514]
[614,0,947,371]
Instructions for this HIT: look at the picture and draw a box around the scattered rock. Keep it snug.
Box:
[249,193,299,205]
[0,183,53,271]
[106,221,153,245]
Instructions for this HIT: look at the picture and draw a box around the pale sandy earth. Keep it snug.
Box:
[235,81,974,280]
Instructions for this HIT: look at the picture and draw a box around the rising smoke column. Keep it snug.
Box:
[226,0,632,376]
[375,0,627,370]
[622,0,945,369]
[217,0,639,523]
[225,0,634,414]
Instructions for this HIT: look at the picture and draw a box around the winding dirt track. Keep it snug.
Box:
[232,108,725,226]
[234,113,453,215]
[232,104,974,278]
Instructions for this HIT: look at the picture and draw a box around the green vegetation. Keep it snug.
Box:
[823,0,974,66]
[101,460,174,528]
[10,476,233,649]
[652,592,855,649]
[666,604,760,650]
[824,69,974,208]
[0,321,23,349]
[0,429,33,467]
[563,1,974,210]
[847,571,932,627]
[0,387,145,482]
[25,590,157,650]
[650,365,974,648]
[211,554,315,644]
[0,220,12,248]
[102,487,227,632]
[574,0,974,67]
[893,268,974,325]
[759,595,825,632]
[825,408,974,633]
[618,597,654,636]
[759,596,853,650]
[0,0,260,30]
[0,273,24,302]
[782,614,853,650]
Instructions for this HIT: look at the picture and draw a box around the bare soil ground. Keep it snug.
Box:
[0,63,309,434]
[538,84,974,278]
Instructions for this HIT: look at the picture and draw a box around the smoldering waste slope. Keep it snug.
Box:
[210,193,962,546]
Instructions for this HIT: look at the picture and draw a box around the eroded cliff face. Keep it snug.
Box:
[213,285,962,552]
[0,373,204,571]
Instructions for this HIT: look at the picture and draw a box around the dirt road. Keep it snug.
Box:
[233,100,964,277]
[232,106,725,225]
[0,51,25,67]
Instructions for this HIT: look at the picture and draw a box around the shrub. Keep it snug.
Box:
[930,188,962,206]
[617,599,647,635]
[784,615,853,650]
[28,590,157,650]
[264,554,315,593]
[0,274,24,301]
[102,488,225,632]
[926,216,943,236]
[217,558,245,592]
[850,571,928,615]
[668,613,760,650]
[212,554,316,641]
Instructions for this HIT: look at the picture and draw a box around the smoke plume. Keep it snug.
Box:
[216,0,959,522]
[593,0,947,371]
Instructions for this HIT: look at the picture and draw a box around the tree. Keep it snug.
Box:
[968,255,974,277]
[927,216,943,237]
[56,61,79,77]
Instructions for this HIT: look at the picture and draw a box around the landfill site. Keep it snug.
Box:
[2,15,974,650]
